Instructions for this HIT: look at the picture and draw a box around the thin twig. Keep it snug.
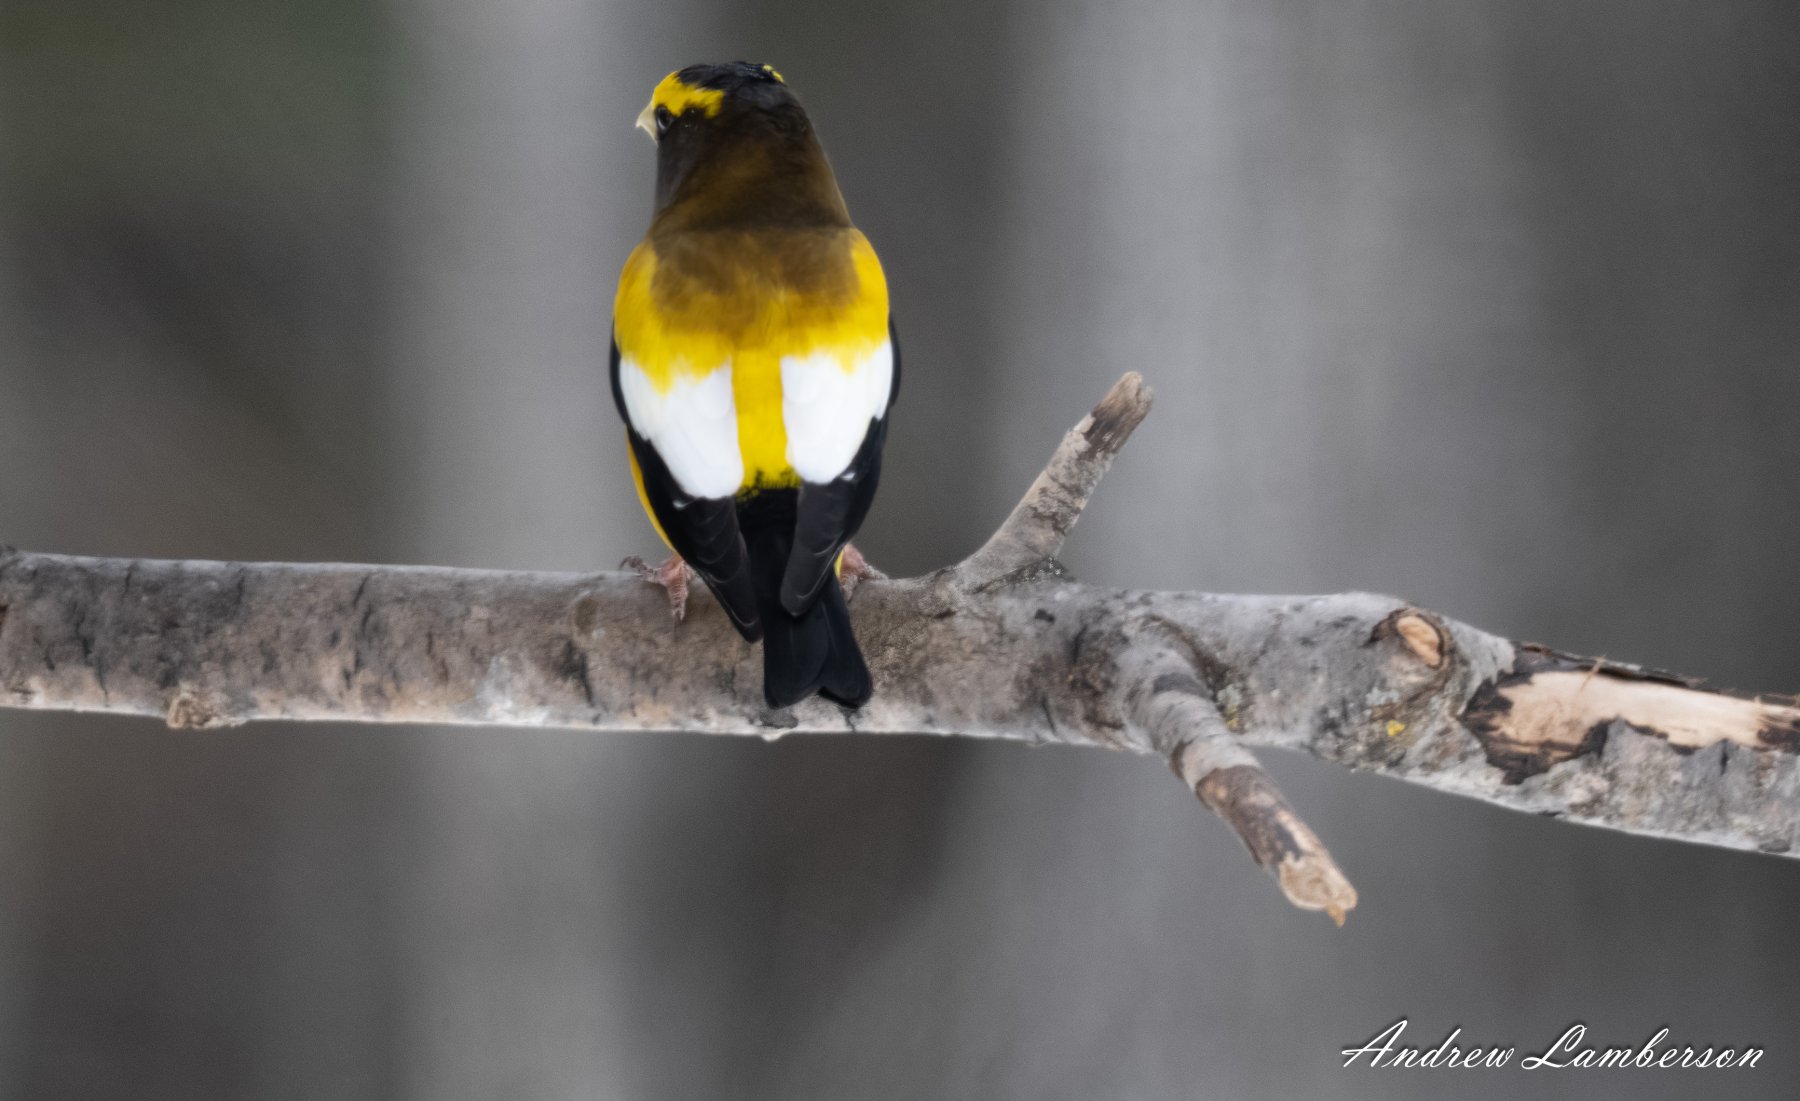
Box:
[957,371,1152,589]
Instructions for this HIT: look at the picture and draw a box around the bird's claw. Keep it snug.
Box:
[838,543,886,603]
[622,554,694,621]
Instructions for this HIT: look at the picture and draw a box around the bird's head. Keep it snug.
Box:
[634,62,845,228]
[636,62,798,146]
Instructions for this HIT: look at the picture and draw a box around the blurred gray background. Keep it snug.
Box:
[4,1,1800,1098]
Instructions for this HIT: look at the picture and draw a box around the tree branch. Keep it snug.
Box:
[958,371,1151,589]
[4,375,1798,921]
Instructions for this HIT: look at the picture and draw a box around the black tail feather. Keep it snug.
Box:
[759,572,871,709]
[742,489,871,709]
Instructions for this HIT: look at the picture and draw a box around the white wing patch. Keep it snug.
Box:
[618,359,744,499]
[781,341,893,484]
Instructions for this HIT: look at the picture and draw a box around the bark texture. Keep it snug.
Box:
[3,375,1797,919]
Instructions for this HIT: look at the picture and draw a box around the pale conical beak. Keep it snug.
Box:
[635,99,658,142]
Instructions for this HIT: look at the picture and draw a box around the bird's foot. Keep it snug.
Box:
[838,543,887,602]
[622,554,695,621]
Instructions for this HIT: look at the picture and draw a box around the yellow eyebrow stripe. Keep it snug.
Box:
[650,72,725,120]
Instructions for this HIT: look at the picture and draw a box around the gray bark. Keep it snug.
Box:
[3,376,1797,920]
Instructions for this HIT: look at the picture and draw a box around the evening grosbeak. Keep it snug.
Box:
[610,62,895,709]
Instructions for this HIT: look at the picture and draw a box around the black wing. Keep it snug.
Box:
[612,339,762,641]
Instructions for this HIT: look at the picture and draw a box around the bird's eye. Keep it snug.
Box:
[654,105,675,136]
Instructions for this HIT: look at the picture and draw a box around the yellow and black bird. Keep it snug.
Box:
[610,62,895,709]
